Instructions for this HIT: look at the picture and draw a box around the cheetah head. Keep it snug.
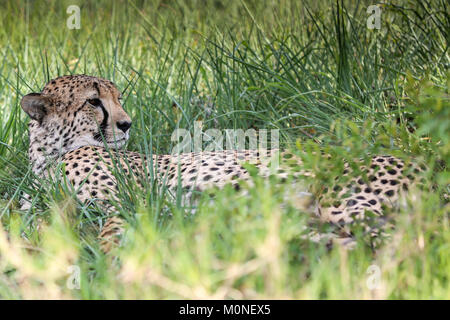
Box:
[21,75,132,173]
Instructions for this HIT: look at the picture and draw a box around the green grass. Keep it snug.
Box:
[0,0,448,299]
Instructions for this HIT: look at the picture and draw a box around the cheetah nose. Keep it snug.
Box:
[117,121,132,133]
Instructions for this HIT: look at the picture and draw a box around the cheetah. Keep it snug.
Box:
[20,75,424,252]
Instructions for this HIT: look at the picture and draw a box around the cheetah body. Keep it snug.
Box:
[21,75,422,249]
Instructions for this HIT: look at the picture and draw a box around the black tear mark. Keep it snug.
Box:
[93,103,109,142]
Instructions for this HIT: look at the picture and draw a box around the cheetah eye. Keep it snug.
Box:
[87,98,102,107]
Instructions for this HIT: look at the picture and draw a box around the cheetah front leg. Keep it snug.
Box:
[77,191,127,254]
[98,215,125,254]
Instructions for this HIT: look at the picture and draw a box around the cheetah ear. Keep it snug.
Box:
[21,93,52,123]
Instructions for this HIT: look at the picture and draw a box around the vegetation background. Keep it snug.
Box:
[0,0,448,299]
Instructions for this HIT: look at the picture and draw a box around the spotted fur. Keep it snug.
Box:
[21,75,423,252]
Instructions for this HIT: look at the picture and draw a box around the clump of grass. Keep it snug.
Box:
[0,0,448,299]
